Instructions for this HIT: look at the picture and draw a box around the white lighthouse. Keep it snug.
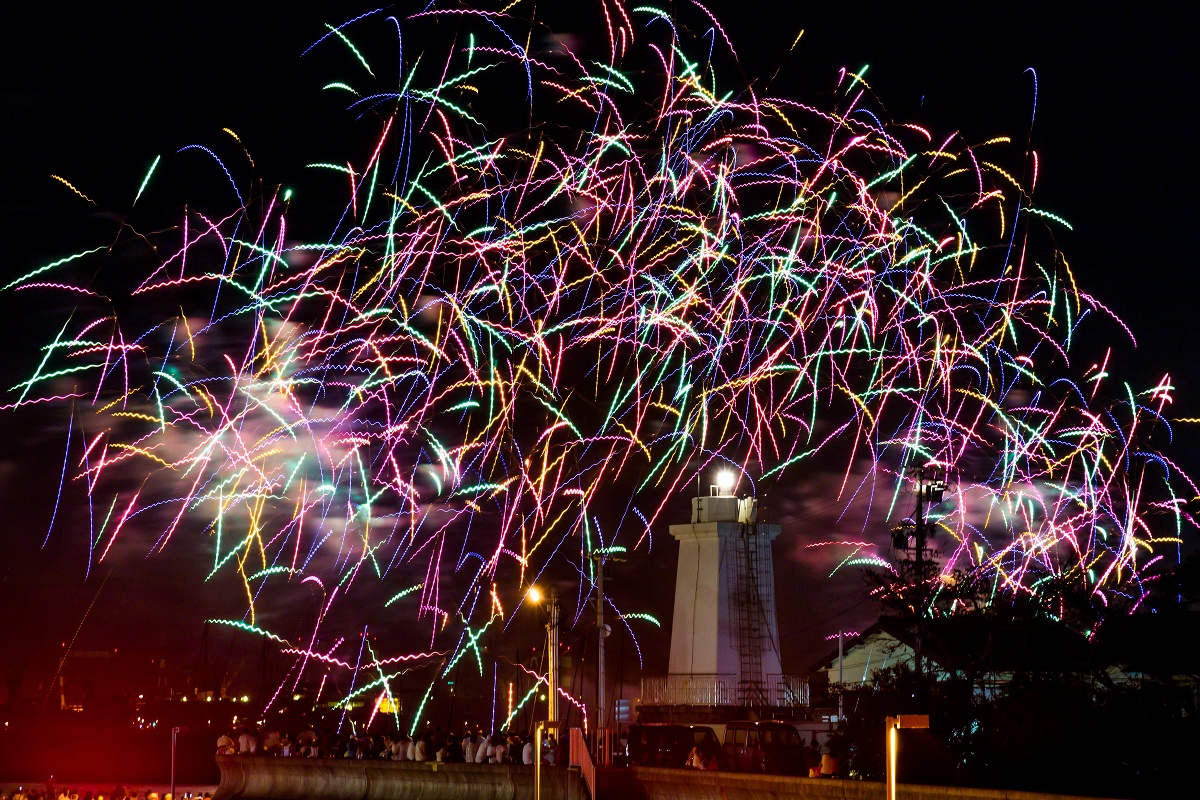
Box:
[662,471,783,706]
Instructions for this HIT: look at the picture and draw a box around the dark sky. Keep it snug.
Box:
[1,0,1196,700]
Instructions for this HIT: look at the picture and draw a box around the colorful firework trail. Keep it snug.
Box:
[5,1,1194,723]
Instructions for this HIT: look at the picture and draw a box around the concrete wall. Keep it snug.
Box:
[213,756,585,800]
[213,757,1118,800]
[617,767,1117,800]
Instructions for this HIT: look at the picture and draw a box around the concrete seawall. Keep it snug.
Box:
[611,767,1114,800]
[213,756,586,800]
[214,757,1116,800]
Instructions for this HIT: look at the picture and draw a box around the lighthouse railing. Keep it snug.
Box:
[640,673,738,705]
[569,727,595,799]
[764,673,810,706]
[641,673,809,706]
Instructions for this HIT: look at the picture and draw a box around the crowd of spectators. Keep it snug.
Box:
[216,724,565,766]
[2,786,210,800]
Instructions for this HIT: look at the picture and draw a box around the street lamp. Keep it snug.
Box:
[535,720,546,800]
[885,715,929,800]
[716,469,735,495]
[527,585,560,731]
[170,726,181,800]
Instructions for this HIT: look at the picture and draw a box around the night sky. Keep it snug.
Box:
[1,0,1196,704]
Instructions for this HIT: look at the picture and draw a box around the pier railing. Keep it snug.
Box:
[640,673,809,706]
[569,727,595,799]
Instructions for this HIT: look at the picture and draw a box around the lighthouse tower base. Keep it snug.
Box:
[640,485,809,721]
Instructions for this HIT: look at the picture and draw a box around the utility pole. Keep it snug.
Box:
[546,586,560,731]
[914,474,927,675]
[595,553,606,740]
[911,464,946,675]
[837,630,844,722]
[590,547,623,763]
